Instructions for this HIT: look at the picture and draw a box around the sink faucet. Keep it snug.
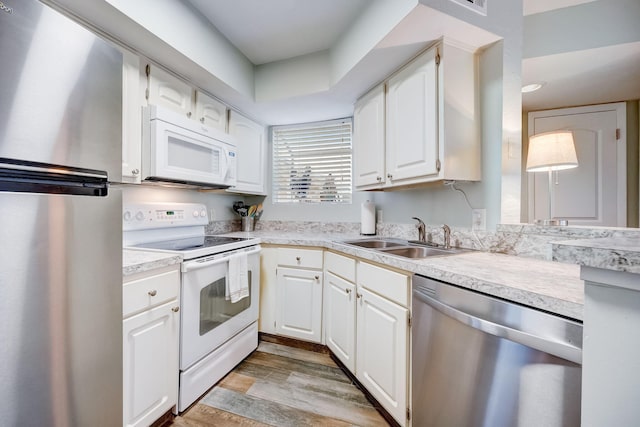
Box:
[442,224,451,249]
[412,217,426,243]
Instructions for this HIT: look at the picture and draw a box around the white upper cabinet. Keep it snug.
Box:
[386,47,439,184]
[353,85,386,187]
[354,41,480,190]
[194,91,227,132]
[227,111,267,195]
[145,64,194,118]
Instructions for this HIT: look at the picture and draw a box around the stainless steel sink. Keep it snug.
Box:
[342,239,465,259]
[342,239,405,249]
[378,246,455,258]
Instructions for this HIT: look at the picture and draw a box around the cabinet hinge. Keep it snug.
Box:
[407,408,411,421]
[407,315,412,328]
[435,49,441,66]
[616,128,621,140]
[436,159,441,172]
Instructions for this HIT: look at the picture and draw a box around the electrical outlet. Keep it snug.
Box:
[472,209,486,231]
[209,208,216,221]
[377,209,383,223]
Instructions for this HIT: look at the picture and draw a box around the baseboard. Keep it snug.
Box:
[258,332,329,354]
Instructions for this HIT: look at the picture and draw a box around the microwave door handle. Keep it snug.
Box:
[220,148,230,180]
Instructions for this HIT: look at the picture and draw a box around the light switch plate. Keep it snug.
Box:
[472,209,486,231]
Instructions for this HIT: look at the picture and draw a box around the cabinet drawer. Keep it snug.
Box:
[324,251,356,283]
[357,261,410,307]
[278,247,323,269]
[123,268,180,318]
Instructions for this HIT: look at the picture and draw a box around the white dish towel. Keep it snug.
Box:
[226,252,249,303]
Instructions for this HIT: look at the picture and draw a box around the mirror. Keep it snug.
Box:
[513,0,640,227]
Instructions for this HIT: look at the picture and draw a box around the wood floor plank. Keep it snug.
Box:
[175,403,271,427]
[219,372,256,394]
[247,375,388,426]
[201,387,353,427]
[245,351,350,384]
[257,341,337,367]
[286,371,371,407]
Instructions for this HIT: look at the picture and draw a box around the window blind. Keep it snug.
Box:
[272,119,352,203]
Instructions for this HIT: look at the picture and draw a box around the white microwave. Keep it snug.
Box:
[142,105,237,188]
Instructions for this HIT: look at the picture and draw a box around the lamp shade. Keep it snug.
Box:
[526,131,578,172]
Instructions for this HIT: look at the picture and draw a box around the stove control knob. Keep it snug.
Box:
[123,211,132,222]
[135,211,145,221]
[200,209,207,218]
[193,210,199,218]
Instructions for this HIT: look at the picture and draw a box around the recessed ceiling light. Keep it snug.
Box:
[522,82,545,93]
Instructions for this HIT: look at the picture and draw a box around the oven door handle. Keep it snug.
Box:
[181,246,261,273]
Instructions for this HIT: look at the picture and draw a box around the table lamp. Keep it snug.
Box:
[526,130,578,226]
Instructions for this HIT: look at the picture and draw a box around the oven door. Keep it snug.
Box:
[180,246,260,370]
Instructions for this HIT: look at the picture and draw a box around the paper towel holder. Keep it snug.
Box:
[361,200,376,236]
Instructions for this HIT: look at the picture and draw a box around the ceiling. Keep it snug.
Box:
[184,0,638,118]
[187,0,368,65]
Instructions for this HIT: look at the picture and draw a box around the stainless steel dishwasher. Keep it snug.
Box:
[412,275,583,427]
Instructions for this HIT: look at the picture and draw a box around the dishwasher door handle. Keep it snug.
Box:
[413,289,582,364]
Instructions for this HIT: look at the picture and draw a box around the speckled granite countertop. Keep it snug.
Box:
[553,237,640,274]
[223,231,584,321]
[123,249,182,277]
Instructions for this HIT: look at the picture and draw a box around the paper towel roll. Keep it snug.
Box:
[361,200,376,235]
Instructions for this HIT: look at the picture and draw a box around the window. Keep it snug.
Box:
[272,119,352,203]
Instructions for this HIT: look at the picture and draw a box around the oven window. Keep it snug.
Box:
[199,271,251,336]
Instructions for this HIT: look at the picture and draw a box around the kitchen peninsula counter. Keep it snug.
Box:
[123,249,182,277]
[223,231,584,321]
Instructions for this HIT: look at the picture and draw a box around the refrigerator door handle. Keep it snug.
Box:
[0,158,109,196]
[0,157,108,179]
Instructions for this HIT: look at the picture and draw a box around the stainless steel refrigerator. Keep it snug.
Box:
[0,0,123,425]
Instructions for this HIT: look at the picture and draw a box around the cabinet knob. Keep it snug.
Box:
[315,275,319,281]
[171,306,180,313]
[296,256,301,262]
[376,176,382,182]
[200,117,205,123]
[345,289,352,294]
[131,168,139,175]
[387,173,393,180]
[186,111,192,118]
[148,290,157,297]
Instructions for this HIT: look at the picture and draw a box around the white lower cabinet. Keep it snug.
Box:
[324,271,356,372]
[276,266,323,343]
[323,252,411,426]
[123,265,180,427]
[356,286,408,425]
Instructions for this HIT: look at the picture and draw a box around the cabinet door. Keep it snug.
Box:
[227,111,266,195]
[386,48,439,184]
[194,91,227,132]
[354,85,386,188]
[123,300,180,427]
[146,64,194,118]
[276,267,323,343]
[122,49,142,183]
[356,287,408,426]
[259,247,278,334]
[324,272,356,372]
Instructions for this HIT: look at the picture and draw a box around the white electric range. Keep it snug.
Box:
[124,202,261,412]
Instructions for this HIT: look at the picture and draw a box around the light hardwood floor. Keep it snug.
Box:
[170,341,389,426]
